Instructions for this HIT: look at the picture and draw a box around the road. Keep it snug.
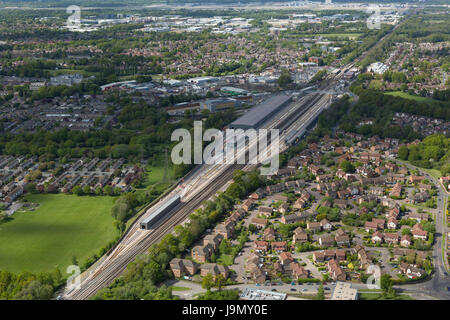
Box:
[392,160,450,300]
[166,279,335,300]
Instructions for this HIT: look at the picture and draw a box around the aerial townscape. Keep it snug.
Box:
[0,0,448,307]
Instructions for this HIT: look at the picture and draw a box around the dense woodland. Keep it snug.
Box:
[398,134,450,176]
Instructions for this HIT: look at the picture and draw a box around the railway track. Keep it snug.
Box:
[65,84,337,300]
[68,163,244,300]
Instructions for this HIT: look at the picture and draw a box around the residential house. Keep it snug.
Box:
[384,232,399,244]
[327,259,346,281]
[262,227,276,241]
[371,231,383,243]
[400,235,411,247]
[320,218,333,231]
[192,244,214,263]
[293,227,308,244]
[251,218,268,229]
[307,221,321,232]
[319,235,335,247]
[169,258,198,278]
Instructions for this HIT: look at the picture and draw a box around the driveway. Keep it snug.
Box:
[292,251,323,279]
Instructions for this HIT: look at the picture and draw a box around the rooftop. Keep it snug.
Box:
[228,94,291,129]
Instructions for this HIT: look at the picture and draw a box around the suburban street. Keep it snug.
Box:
[392,161,449,300]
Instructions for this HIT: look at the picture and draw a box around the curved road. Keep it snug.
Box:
[393,161,449,300]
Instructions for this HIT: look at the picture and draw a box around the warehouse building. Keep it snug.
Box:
[200,98,241,112]
[220,86,248,96]
[228,94,292,130]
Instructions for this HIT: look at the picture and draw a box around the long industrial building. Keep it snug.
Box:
[140,195,181,230]
[228,94,292,130]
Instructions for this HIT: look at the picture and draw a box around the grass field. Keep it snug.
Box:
[422,168,442,180]
[0,194,117,273]
[317,33,362,39]
[384,91,439,104]
[145,164,177,186]
[358,293,415,300]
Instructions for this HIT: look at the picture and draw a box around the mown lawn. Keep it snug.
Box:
[384,91,439,104]
[0,194,117,273]
[358,293,415,300]
[422,168,442,180]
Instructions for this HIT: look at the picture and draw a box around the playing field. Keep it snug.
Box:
[0,194,118,273]
[384,91,439,104]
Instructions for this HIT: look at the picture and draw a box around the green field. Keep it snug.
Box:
[358,293,415,300]
[145,164,176,186]
[384,91,439,103]
[0,194,118,273]
[422,168,442,180]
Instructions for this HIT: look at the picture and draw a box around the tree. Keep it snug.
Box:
[82,185,91,195]
[202,273,214,292]
[14,280,54,300]
[72,185,83,196]
[278,69,292,88]
[340,160,355,173]
[103,185,113,195]
[398,146,409,160]
[316,283,325,300]
[380,274,395,297]
[215,274,226,291]
[95,187,103,196]
[25,182,37,194]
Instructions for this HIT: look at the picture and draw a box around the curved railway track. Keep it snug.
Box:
[68,164,244,300]
[65,83,336,300]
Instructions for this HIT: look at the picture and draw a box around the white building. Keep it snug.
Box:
[367,62,389,75]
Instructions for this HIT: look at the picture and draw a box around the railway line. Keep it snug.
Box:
[64,80,338,300]
[67,163,243,300]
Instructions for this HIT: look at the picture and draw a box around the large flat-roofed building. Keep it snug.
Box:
[140,195,181,230]
[200,98,241,112]
[331,281,358,300]
[228,94,292,130]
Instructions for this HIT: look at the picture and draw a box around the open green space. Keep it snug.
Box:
[0,193,117,273]
[422,168,442,180]
[358,292,415,300]
[384,91,439,104]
